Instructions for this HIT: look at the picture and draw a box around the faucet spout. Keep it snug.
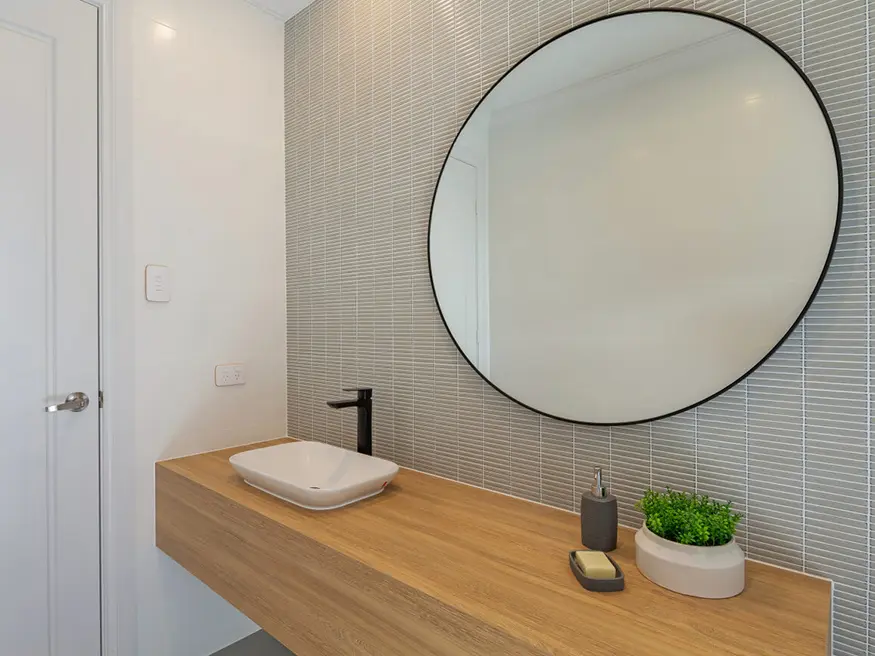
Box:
[326,388,373,456]
[326,399,358,409]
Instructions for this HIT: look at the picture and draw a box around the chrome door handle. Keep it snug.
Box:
[45,392,90,413]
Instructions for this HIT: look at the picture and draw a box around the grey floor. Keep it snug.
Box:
[212,631,293,655]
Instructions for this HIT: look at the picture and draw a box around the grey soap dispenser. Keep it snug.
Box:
[580,467,617,551]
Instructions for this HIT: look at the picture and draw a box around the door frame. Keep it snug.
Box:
[81,1,137,654]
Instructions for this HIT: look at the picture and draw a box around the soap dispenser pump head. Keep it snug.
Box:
[591,467,606,498]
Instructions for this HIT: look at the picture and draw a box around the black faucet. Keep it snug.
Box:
[327,388,373,456]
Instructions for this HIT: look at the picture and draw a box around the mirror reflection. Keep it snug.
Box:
[429,10,840,425]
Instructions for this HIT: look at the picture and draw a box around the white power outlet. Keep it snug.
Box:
[215,364,246,387]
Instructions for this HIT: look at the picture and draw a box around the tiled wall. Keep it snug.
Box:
[284,1,873,652]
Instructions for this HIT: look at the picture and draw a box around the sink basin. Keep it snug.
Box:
[229,441,399,511]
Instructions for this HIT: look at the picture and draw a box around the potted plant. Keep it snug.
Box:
[634,488,744,599]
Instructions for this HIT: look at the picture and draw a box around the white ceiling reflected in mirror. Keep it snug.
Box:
[243,0,315,20]
[429,10,841,426]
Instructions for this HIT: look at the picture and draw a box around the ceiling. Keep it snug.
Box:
[244,0,316,20]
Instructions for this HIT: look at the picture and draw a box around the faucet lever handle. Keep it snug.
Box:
[342,387,373,398]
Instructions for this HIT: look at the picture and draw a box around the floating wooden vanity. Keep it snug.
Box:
[156,439,831,656]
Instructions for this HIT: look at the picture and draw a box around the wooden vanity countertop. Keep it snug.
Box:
[156,439,830,656]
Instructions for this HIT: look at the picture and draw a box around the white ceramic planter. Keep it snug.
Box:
[635,524,745,599]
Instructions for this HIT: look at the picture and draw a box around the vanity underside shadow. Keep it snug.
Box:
[212,630,291,656]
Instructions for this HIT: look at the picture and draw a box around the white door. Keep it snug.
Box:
[0,1,101,654]
[431,157,482,367]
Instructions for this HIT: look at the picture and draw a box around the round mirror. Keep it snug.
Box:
[429,9,841,425]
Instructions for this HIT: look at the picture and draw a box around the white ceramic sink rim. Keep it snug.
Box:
[229,441,399,511]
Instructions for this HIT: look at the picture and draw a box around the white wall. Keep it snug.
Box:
[110,0,286,654]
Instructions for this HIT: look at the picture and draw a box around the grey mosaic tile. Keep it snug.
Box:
[746,0,802,64]
[650,414,696,494]
[432,328,461,480]
[610,425,650,526]
[481,0,511,87]
[538,0,573,43]
[869,26,874,647]
[483,385,512,495]
[508,2,539,65]
[571,0,608,26]
[801,4,872,649]
[608,0,649,12]
[457,369,485,487]
[652,0,693,7]
[541,418,574,511]
[286,1,873,651]
[510,404,541,502]
[692,0,743,21]
[455,0,482,122]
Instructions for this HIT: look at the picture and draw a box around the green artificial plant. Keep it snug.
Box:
[635,487,742,547]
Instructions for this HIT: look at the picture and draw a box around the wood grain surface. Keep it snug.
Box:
[156,439,831,656]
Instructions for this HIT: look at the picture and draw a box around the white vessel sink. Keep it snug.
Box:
[229,441,399,511]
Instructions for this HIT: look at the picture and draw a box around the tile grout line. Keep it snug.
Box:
[648,423,653,491]
[370,0,376,448]
[694,407,698,496]
[572,425,577,508]
[413,0,431,470]
[383,3,389,456]
[484,392,491,485]
[506,0,510,72]
[449,0,456,478]
[738,0,750,525]
[608,426,613,499]
[287,24,294,437]
[538,415,543,504]
[332,10,340,446]
[505,0,511,496]
[536,0,541,503]
[799,0,807,575]
[409,0,417,465]
[744,379,749,551]
[352,1,360,450]
[323,3,329,445]
[467,0,486,485]
[537,0,541,44]
[389,0,397,461]
[480,0,486,488]
[744,378,749,552]
[866,0,873,644]
[308,9,314,442]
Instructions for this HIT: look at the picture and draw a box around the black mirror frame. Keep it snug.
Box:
[427,7,843,427]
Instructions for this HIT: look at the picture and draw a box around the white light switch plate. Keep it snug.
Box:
[215,364,246,387]
[145,265,171,302]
